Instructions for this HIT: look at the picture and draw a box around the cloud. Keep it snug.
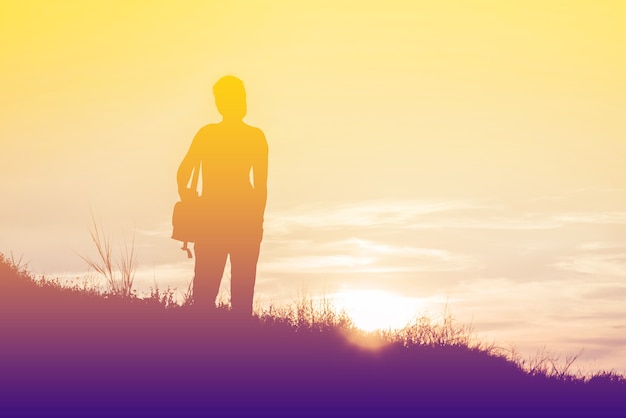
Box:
[578,242,626,251]
[405,216,561,230]
[266,198,570,235]
[261,254,375,273]
[266,198,490,232]
[554,212,626,225]
[555,254,626,277]
[260,238,478,275]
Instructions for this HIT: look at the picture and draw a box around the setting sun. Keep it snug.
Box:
[332,290,426,332]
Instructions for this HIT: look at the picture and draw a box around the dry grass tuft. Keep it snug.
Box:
[77,214,136,298]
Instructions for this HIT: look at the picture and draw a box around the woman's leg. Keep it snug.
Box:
[229,236,261,317]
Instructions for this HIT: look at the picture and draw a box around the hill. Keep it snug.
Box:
[1,253,624,417]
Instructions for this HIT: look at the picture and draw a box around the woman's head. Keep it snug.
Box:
[213,76,247,120]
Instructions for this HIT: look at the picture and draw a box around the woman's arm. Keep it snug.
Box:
[252,129,269,220]
[177,128,203,200]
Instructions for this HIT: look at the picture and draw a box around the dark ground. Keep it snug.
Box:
[1,254,624,417]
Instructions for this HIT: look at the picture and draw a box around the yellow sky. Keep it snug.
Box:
[2,1,625,212]
[1,1,626,373]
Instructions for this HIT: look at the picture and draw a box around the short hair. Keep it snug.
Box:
[213,76,246,100]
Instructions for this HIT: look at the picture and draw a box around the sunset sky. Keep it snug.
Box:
[1,1,625,374]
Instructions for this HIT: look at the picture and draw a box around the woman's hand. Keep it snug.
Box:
[179,187,198,201]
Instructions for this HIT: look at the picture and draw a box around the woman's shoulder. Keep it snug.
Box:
[198,123,220,134]
[241,122,265,136]
[243,124,267,147]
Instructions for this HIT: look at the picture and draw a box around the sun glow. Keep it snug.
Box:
[333,290,424,332]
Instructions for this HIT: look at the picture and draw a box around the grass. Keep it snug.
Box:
[0,252,624,417]
[76,214,137,298]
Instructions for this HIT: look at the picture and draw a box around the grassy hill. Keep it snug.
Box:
[1,253,624,417]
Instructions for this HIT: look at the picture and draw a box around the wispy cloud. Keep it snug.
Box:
[266,198,489,232]
[266,198,569,234]
[578,242,626,251]
[554,212,626,225]
[405,216,561,230]
[261,238,478,274]
[555,254,626,277]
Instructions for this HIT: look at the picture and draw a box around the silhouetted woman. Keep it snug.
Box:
[177,76,268,317]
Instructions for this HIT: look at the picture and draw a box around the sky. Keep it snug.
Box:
[1,1,626,374]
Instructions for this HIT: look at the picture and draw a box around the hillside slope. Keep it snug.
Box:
[1,254,623,417]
